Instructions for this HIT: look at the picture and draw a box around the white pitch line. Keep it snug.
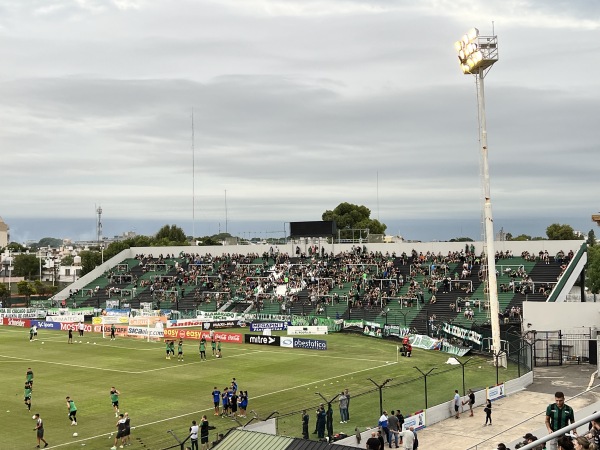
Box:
[0,354,128,373]
[48,360,393,448]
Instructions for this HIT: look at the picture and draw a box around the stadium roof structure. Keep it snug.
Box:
[593,213,600,226]
[215,429,361,450]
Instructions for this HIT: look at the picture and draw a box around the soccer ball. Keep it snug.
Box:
[73,432,78,437]
[216,355,221,358]
[42,342,44,344]
[32,415,36,420]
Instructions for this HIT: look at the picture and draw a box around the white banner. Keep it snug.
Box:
[127,326,165,338]
[0,308,47,318]
[166,319,203,328]
[287,326,328,335]
[45,315,85,323]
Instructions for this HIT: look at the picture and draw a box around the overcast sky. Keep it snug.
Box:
[1,0,599,242]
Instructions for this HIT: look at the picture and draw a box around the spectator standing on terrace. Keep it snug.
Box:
[302,410,309,439]
[316,404,326,439]
[123,412,131,446]
[484,398,492,426]
[345,388,351,420]
[366,431,380,450]
[398,426,415,450]
[111,413,126,450]
[379,411,390,447]
[110,387,120,417]
[388,410,400,448]
[212,387,221,416]
[462,389,475,417]
[546,391,575,450]
[339,391,348,423]
[189,420,199,450]
[453,389,461,419]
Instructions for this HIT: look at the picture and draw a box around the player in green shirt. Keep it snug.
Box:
[199,337,207,361]
[26,367,34,390]
[165,340,171,360]
[217,339,222,358]
[177,340,184,361]
[24,381,32,411]
[66,396,78,425]
[211,339,217,356]
[110,387,120,417]
[169,340,175,359]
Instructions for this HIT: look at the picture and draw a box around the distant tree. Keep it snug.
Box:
[504,232,513,241]
[196,235,222,246]
[322,203,387,239]
[587,229,596,247]
[38,237,63,249]
[13,254,39,279]
[17,280,36,306]
[546,223,578,240]
[6,242,26,252]
[449,237,473,242]
[511,234,532,241]
[586,245,600,294]
[0,283,9,300]
[155,225,189,245]
[62,255,74,266]
[79,251,102,276]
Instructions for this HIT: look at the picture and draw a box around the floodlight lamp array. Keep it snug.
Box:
[455,27,484,74]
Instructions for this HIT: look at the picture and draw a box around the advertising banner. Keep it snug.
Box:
[31,320,62,330]
[93,325,128,335]
[402,410,425,431]
[244,335,281,346]
[92,316,130,325]
[250,322,288,331]
[163,328,243,344]
[127,326,165,339]
[166,319,203,328]
[410,335,442,351]
[2,317,32,327]
[342,319,364,330]
[45,315,86,323]
[363,321,383,338]
[442,322,482,345]
[486,383,505,402]
[287,326,328,336]
[290,316,340,332]
[202,320,247,330]
[291,337,327,351]
[196,311,243,321]
[383,324,411,338]
[129,316,166,326]
[280,336,294,348]
[60,322,92,332]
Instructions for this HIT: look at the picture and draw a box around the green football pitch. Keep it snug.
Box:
[0,326,520,449]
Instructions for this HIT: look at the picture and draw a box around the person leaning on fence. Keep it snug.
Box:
[546,391,575,450]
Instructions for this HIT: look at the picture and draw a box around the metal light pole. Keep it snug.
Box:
[413,367,436,409]
[368,378,392,415]
[455,28,505,367]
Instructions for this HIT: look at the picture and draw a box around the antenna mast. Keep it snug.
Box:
[96,205,103,246]
[192,109,196,240]
[225,189,228,234]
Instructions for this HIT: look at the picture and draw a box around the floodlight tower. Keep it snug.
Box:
[455,28,504,366]
[96,205,103,246]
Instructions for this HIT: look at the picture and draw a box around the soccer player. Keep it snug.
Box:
[110,387,120,417]
[216,339,222,358]
[211,338,216,356]
[231,378,238,394]
[111,413,126,450]
[110,323,116,340]
[26,368,34,390]
[212,387,221,416]
[33,413,49,448]
[29,326,35,341]
[165,340,171,360]
[68,328,73,344]
[221,387,230,417]
[169,340,176,359]
[24,381,32,411]
[123,412,131,446]
[199,337,207,361]
[66,396,78,425]
[177,340,184,361]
